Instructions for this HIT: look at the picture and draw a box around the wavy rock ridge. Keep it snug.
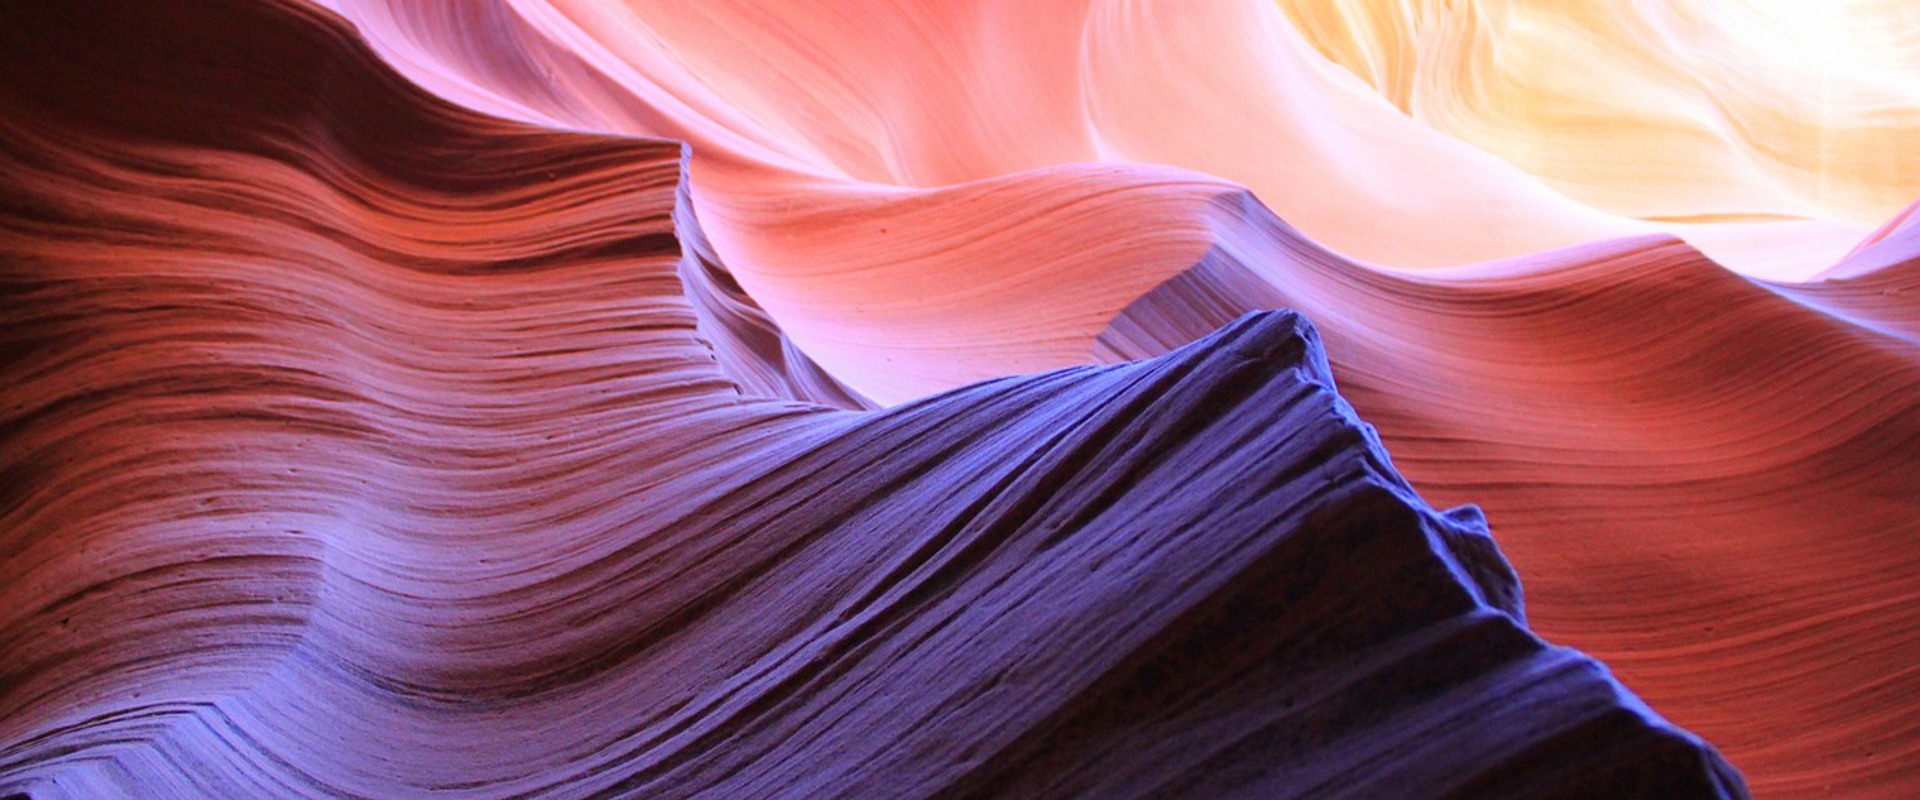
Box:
[0,1,1751,798]
[294,4,1920,795]
[1096,203,1920,799]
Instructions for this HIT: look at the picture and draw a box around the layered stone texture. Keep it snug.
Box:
[0,2,1749,798]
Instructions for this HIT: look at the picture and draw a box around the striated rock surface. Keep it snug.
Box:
[1097,202,1920,800]
[0,2,1751,798]
[8,0,1920,798]
[296,5,1920,794]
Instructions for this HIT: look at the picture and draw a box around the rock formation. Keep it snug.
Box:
[6,0,1919,798]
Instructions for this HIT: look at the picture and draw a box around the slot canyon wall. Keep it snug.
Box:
[3,1,1917,798]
